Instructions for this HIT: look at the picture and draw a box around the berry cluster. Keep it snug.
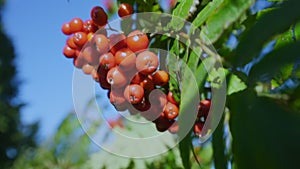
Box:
[194,99,211,135]
[61,3,211,135]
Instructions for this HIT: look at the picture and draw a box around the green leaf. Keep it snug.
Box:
[267,0,283,2]
[290,85,300,112]
[295,22,300,39]
[195,57,216,91]
[208,67,227,89]
[190,0,224,33]
[200,0,254,44]
[187,46,202,72]
[168,0,194,31]
[179,134,192,169]
[234,0,300,67]
[274,27,295,49]
[182,47,189,63]
[176,49,208,169]
[212,116,227,169]
[227,72,247,95]
[274,22,300,49]
[168,39,181,92]
[229,89,300,169]
[208,67,247,95]
[249,41,300,83]
[256,7,277,20]
[276,63,294,82]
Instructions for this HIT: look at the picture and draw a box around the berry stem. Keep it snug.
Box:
[107,23,123,33]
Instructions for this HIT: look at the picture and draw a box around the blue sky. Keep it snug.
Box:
[2,0,112,140]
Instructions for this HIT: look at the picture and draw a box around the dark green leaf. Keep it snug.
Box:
[229,89,300,169]
[234,0,300,67]
[212,116,227,169]
[179,134,192,169]
[249,41,300,83]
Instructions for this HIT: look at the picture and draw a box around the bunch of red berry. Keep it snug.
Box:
[61,3,211,135]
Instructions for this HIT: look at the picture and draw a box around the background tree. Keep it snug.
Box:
[0,0,38,168]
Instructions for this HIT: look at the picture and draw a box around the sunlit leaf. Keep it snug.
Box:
[168,0,194,31]
[274,22,300,49]
[190,0,224,33]
[227,72,247,95]
[187,46,202,72]
[200,0,254,44]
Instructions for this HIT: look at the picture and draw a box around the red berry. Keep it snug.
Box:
[81,46,99,65]
[194,121,204,135]
[154,115,175,132]
[139,77,155,97]
[73,56,85,69]
[127,30,149,52]
[82,64,94,74]
[163,102,179,120]
[131,72,146,84]
[136,90,167,122]
[73,32,88,48]
[118,3,134,18]
[91,69,99,82]
[97,67,111,89]
[63,45,76,58]
[110,89,126,105]
[83,19,98,33]
[115,48,136,71]
[198,99,211,118]
[140,104,163,121]
[168,121,179,134]
[69,18,83,33]
[110,89,127,110]
[136,51,159,75]
[106,67,127,88]
[123,84,144,104]
[90,6,108,27]
[97,65,108,77]
[109,33,127,54]
[93,34,109,54]
[115,48,132,64]
[61,22,72,35]
[148,90,167,109]
[167,91,179,106]
[67,36,78,49]
[152,70,170,86]
[75,49,81,58]
[99,52,116,70]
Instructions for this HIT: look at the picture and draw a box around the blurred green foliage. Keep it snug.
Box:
[0,1,37,168]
